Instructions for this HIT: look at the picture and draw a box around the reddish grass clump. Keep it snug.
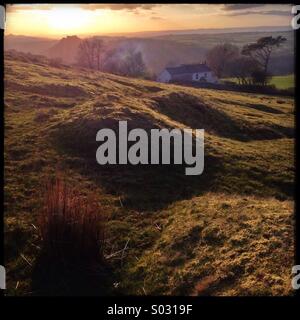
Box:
[39,176,105,265]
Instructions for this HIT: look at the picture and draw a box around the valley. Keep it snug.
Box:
[5,28,294,76]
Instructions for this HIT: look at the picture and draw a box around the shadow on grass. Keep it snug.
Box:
[31,252,115,296]
[31,176,117,296]
[49,109,293,212]
[61,154,221,212]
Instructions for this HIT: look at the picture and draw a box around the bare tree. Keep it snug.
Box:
[93,39,103,71]
[77,40,148,78]
[206,43,239,78]
[77,38,104,70]
[118,49,147,77]
[78,39,93,69]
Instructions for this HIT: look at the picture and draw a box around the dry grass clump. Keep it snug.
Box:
[31,175,109,295]
[39,175,105,264]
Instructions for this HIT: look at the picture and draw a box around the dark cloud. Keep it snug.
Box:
[223,4,267,11]
[226,10,292,17]
[80,4,158,11]
[258,10,292,16]
[222,4,292,17]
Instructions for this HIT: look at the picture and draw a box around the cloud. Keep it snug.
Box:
[7,4,54,12]
[6,3,160,13]
[79,4,158,11]
[258,10,292,16]
[223,4,267,11]
[150,16,164,21]
[222,4,292,17]
[225,10,292,17]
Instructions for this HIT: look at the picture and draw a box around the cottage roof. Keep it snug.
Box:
[166,64,211,76]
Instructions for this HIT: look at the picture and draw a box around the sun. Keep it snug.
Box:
[47,8,90,33]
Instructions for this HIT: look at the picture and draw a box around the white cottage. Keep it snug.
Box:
[157,63,218,84]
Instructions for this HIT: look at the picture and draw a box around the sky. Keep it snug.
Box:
[5,4,294,38]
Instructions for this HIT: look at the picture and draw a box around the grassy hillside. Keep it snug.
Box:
[4,53,295,295]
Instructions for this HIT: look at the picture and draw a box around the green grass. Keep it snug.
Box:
[4,52,295,296]
[222,74,294,90]
[124,193,294,295]
[270,74,295,90]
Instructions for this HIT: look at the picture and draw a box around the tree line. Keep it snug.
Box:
[206,36,287,86]
[74,35,286,86]
[76,38,150,78]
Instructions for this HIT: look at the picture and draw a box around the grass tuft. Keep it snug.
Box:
[31,175,110,295]
[39,175,105,264]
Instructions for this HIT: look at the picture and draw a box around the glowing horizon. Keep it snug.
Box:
[5,4,293,38]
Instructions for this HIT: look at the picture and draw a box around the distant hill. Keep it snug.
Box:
[108,30,294,75]
[153,30,295,75]
[87,25,292,38]
[4,34,57,55]
[4,28,294,75]
[47,35,82,64]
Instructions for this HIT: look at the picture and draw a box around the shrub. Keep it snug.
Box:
[251,69,272,86]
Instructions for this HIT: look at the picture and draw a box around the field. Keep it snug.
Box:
[4,52,295,296]
[222,74,295,90]
[158,31,294,53]
[270,75,295,90]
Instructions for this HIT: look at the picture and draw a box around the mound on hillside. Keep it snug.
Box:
[124,193,294,295]
[4,55,295,296]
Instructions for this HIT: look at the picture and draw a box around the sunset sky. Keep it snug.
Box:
[5,4,293,38]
